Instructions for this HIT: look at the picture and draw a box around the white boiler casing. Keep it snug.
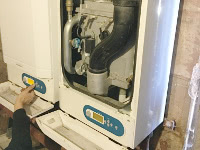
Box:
[58,0,180,148]
[0,0,180,149]
[0,0,61,103]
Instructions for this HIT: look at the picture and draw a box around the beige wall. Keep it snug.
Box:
[0,34,8,83]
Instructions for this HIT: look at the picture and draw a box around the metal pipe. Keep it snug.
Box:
[183,57,200,150]
[183,83,200,150]
[87,0,139,95]
[87,71,111,95]
[64,15,80,74]
[66,0,73,20]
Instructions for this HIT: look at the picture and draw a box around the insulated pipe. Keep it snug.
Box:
[64,15,80,74]
[89,0,139,74]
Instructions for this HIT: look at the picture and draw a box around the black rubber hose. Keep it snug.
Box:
[89,0,139,74]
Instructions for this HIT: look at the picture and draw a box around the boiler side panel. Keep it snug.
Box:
[132,0,180,147]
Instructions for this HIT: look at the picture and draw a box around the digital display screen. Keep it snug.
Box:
[93,112,104,124]
[27,78,34,85]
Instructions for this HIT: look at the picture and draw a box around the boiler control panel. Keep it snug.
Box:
[83,105,124,136]
[22,73,46,94]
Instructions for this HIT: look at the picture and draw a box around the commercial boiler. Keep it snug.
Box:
[0,0,180,149]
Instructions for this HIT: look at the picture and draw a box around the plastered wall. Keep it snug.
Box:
[0,34,7,83]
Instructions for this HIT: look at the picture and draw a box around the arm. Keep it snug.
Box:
[6,84,35,150]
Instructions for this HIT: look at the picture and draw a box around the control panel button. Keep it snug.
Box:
[115,126,118,130]
[86,110,91,117]
[35,82,39,88]
[23,77,27,83]
[22,73,46,94]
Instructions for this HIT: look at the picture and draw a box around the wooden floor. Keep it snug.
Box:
[0,133,48,150]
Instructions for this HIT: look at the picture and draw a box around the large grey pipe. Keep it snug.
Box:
[89,0,138,74]
[87,0,139,95]
[64,15,80,74]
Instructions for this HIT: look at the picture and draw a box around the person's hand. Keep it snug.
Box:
[14,84,36,111]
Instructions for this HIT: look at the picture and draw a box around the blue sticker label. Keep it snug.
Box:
[83,105,124,136]
[22,73,46,94]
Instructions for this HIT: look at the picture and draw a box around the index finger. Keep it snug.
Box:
[20,88,26,92]
[25,84,36,92]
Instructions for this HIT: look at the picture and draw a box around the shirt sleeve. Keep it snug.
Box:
[6,109,32,150]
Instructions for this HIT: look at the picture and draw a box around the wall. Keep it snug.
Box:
[0,34,7,83]
[0,34,9,135]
